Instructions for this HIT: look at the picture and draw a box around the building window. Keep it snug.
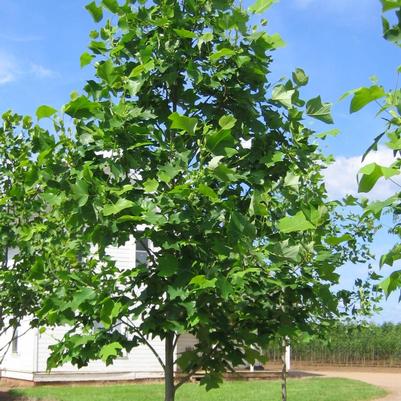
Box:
[11,329,18,354]
[135,239,149,266]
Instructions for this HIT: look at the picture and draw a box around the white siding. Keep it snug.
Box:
[176,333,197,356]
[36,325,165,380]
[0,249,39,379]
[34,239,165,381]
[0,240,200,382]
[0,318,38,381]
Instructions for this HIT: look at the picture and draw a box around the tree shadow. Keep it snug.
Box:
[0,389,33,401]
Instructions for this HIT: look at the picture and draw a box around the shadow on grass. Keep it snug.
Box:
[0,389,30,401]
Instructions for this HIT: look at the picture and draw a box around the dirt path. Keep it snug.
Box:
[307,370,401,401]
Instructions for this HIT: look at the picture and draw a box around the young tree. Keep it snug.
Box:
[0,1,378,401]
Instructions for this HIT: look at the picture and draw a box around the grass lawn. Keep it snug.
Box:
[10,378,387,401]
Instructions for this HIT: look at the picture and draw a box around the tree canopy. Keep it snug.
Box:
[0,1,379,400]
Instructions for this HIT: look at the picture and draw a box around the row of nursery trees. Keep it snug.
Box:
[0,0,401,400]
[267,323,401,367]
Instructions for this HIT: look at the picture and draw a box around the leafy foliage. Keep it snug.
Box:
[349,1,401,299]
[0,1,378,401]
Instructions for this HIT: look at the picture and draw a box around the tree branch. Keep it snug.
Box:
[123,318,165,370]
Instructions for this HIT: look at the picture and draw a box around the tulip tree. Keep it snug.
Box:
[0,1,378,401]
[347,0,401,299]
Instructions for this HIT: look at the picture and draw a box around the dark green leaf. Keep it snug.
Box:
[158,255,179,277]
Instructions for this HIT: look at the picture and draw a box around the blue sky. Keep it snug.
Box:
[0,0,400,323]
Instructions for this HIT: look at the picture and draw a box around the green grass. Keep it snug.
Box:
[10,378,387,401]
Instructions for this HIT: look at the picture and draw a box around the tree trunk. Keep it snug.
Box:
[281,339,287,401]
[164,332,176,401]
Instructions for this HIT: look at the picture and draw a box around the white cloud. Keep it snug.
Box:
[0,52,17,85]
[0,51,57,85]
[324,147,399,201]
[30,63,57,79]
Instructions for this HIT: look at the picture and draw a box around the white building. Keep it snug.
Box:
[0,240,197,383]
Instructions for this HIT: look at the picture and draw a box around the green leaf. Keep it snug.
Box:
[143,178,159,193]
[271,86,295,108]
[316,128,340,139]
[189,275,217,289]
[97,60,117,85]
[42,192,63,206]
[36,105,57,120]
[249,0,277,14]
[99,342,123,363]
[366,195,397,217]
[158,255,179,277]
[209,48,236,61]
[292,68,309,86]
[70,288,96,310]
[168,112,198,135]
[208,156,224,170]
[229,211,256,239]
[30,258,45,280]
[206,130,235,154]
[358,163,399,193]
[103,198,134,216]
[71,180,89,207]
[218,115,237,130]
[278,211,315,233]
[379,270,401,297]
[129,60,154,78]
[174,29,196,39]
[265,33,285,49]
[85,1,103,22]
[100,299,122,327]
[306,96,334,124]
[380,244,401,267]
[381,0,401,11]
[350,86,386,113]
[64,96,99,119]
[158,164,181,183]
[284,172,300,190]
[198,32,213,48]
[198,184,219,202]
[102,0,120,13]
[325,234,353,246]
[80,52,93,68]
[281,243,301,262]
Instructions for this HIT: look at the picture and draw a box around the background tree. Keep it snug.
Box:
[0,1,379,401]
